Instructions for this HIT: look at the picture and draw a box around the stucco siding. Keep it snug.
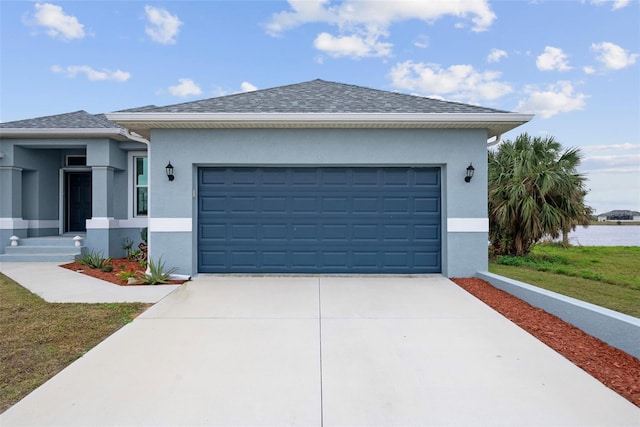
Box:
[148,128,488,276]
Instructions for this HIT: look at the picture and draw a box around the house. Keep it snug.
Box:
[1,80,533,276]
[0,110,149,261]
[598,210,640,222]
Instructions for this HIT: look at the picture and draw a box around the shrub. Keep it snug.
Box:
[76,250,111,270]
[138,256,178,285]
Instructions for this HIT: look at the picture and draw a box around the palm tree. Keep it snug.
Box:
[488,133,591,255]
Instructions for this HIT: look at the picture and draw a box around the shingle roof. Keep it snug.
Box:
[114,105,159,113]
[141,79,510,114]
[0,110,121,129]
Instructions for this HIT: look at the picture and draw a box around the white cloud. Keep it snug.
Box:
[51,65,130,82]
[413,35,429,49]
[266,0,495,58]
[314,32,392,58]
[32,3,85,41]
[581,143,640,152]
[145,5,182,45]
[536,46,572,71]
[583,66,596,74]
[591,42,638,70]
[516,81,587,118]
[168,78,202,97]
[581,153,640,170]
[590,0,630,10]
[240,82,258,92]
[389,61,513,104]
[487,48,507,63]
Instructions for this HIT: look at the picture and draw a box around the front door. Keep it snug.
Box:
[65,171,92,232]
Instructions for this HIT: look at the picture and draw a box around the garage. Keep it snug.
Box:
[198,166,441,273]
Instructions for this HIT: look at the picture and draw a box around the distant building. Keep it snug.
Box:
[598,210,640,222]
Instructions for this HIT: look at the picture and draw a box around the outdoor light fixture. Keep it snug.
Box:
[465,163,475,183]
[166,162,175,181]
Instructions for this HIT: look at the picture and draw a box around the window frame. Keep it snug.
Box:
[129,152,148,218]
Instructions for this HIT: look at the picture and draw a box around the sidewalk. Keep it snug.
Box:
[0,262,179,303]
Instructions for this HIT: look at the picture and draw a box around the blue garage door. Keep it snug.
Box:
[198,167,441,273]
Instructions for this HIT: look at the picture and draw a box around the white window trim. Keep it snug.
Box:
[128,151,148,219]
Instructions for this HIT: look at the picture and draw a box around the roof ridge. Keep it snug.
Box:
[129,79,512,115]
[1,109,121,129]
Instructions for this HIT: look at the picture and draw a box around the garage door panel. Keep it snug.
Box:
[382,169,411,186]
[415,224,440,240]
[262,197,287,213]
[352,169,379,186]
[292,197,317,213]
[322,169,349,185]
[262,224,288,240]
[201,224,226,240]
[198,167,441,273]
[414,169,440,186]
[382,197,410,213]
[200,196,226,213]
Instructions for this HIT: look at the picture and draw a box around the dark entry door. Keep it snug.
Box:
[66,171,92,232]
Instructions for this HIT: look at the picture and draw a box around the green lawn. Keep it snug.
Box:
[490,245,640,318]
[0,274,148,413]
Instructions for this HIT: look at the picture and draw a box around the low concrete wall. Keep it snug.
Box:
[476,271,640,360]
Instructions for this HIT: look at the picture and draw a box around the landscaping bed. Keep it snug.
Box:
[452,277,640,408]
[61,258,187,286]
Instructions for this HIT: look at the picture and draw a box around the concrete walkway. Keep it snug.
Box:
[0,262,179,303]
[2,275,639,426]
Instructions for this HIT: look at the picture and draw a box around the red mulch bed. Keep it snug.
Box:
[61,258,186,286]
[452,277,640,408]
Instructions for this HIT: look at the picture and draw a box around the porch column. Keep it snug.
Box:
[85,166,115,255]
[0,166,27,248]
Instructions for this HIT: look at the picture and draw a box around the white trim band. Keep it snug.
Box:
[447,218,489,233]
[0,218,29,229]
[86,217,149,229]
[86,217,118,229]
[149,218,192,232]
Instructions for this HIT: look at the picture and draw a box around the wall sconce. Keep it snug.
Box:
[166,162,175,181]
[464,163,475,183]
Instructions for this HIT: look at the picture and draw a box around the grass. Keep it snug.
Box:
[0,273,149,413]
[490,244,640,318]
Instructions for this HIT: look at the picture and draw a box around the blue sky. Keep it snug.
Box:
[1,0,638,214]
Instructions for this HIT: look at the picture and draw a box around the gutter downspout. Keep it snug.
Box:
[487,134,502,147]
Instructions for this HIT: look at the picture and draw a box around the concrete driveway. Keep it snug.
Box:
[2,276,639,426]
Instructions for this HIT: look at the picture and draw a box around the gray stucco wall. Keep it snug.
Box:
[0,137,147,256]
[148,128,488,277]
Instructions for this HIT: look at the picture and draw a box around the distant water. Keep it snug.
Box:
[562,225,640,246]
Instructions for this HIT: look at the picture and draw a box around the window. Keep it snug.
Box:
[134,156,148,216]
[66,155,87,166]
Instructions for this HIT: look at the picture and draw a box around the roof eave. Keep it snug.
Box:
[0,128,144,143]
[106,112,534,140]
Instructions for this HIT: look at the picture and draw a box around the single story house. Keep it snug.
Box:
[0,110,149,261]
[1,79,532,277]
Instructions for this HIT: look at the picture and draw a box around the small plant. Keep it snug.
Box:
[100,265,113,273]
[122,238,134,258]
[76,250,111,270]
[117,268,138,282]
[138,256,178,285]
[129,249,144,262]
